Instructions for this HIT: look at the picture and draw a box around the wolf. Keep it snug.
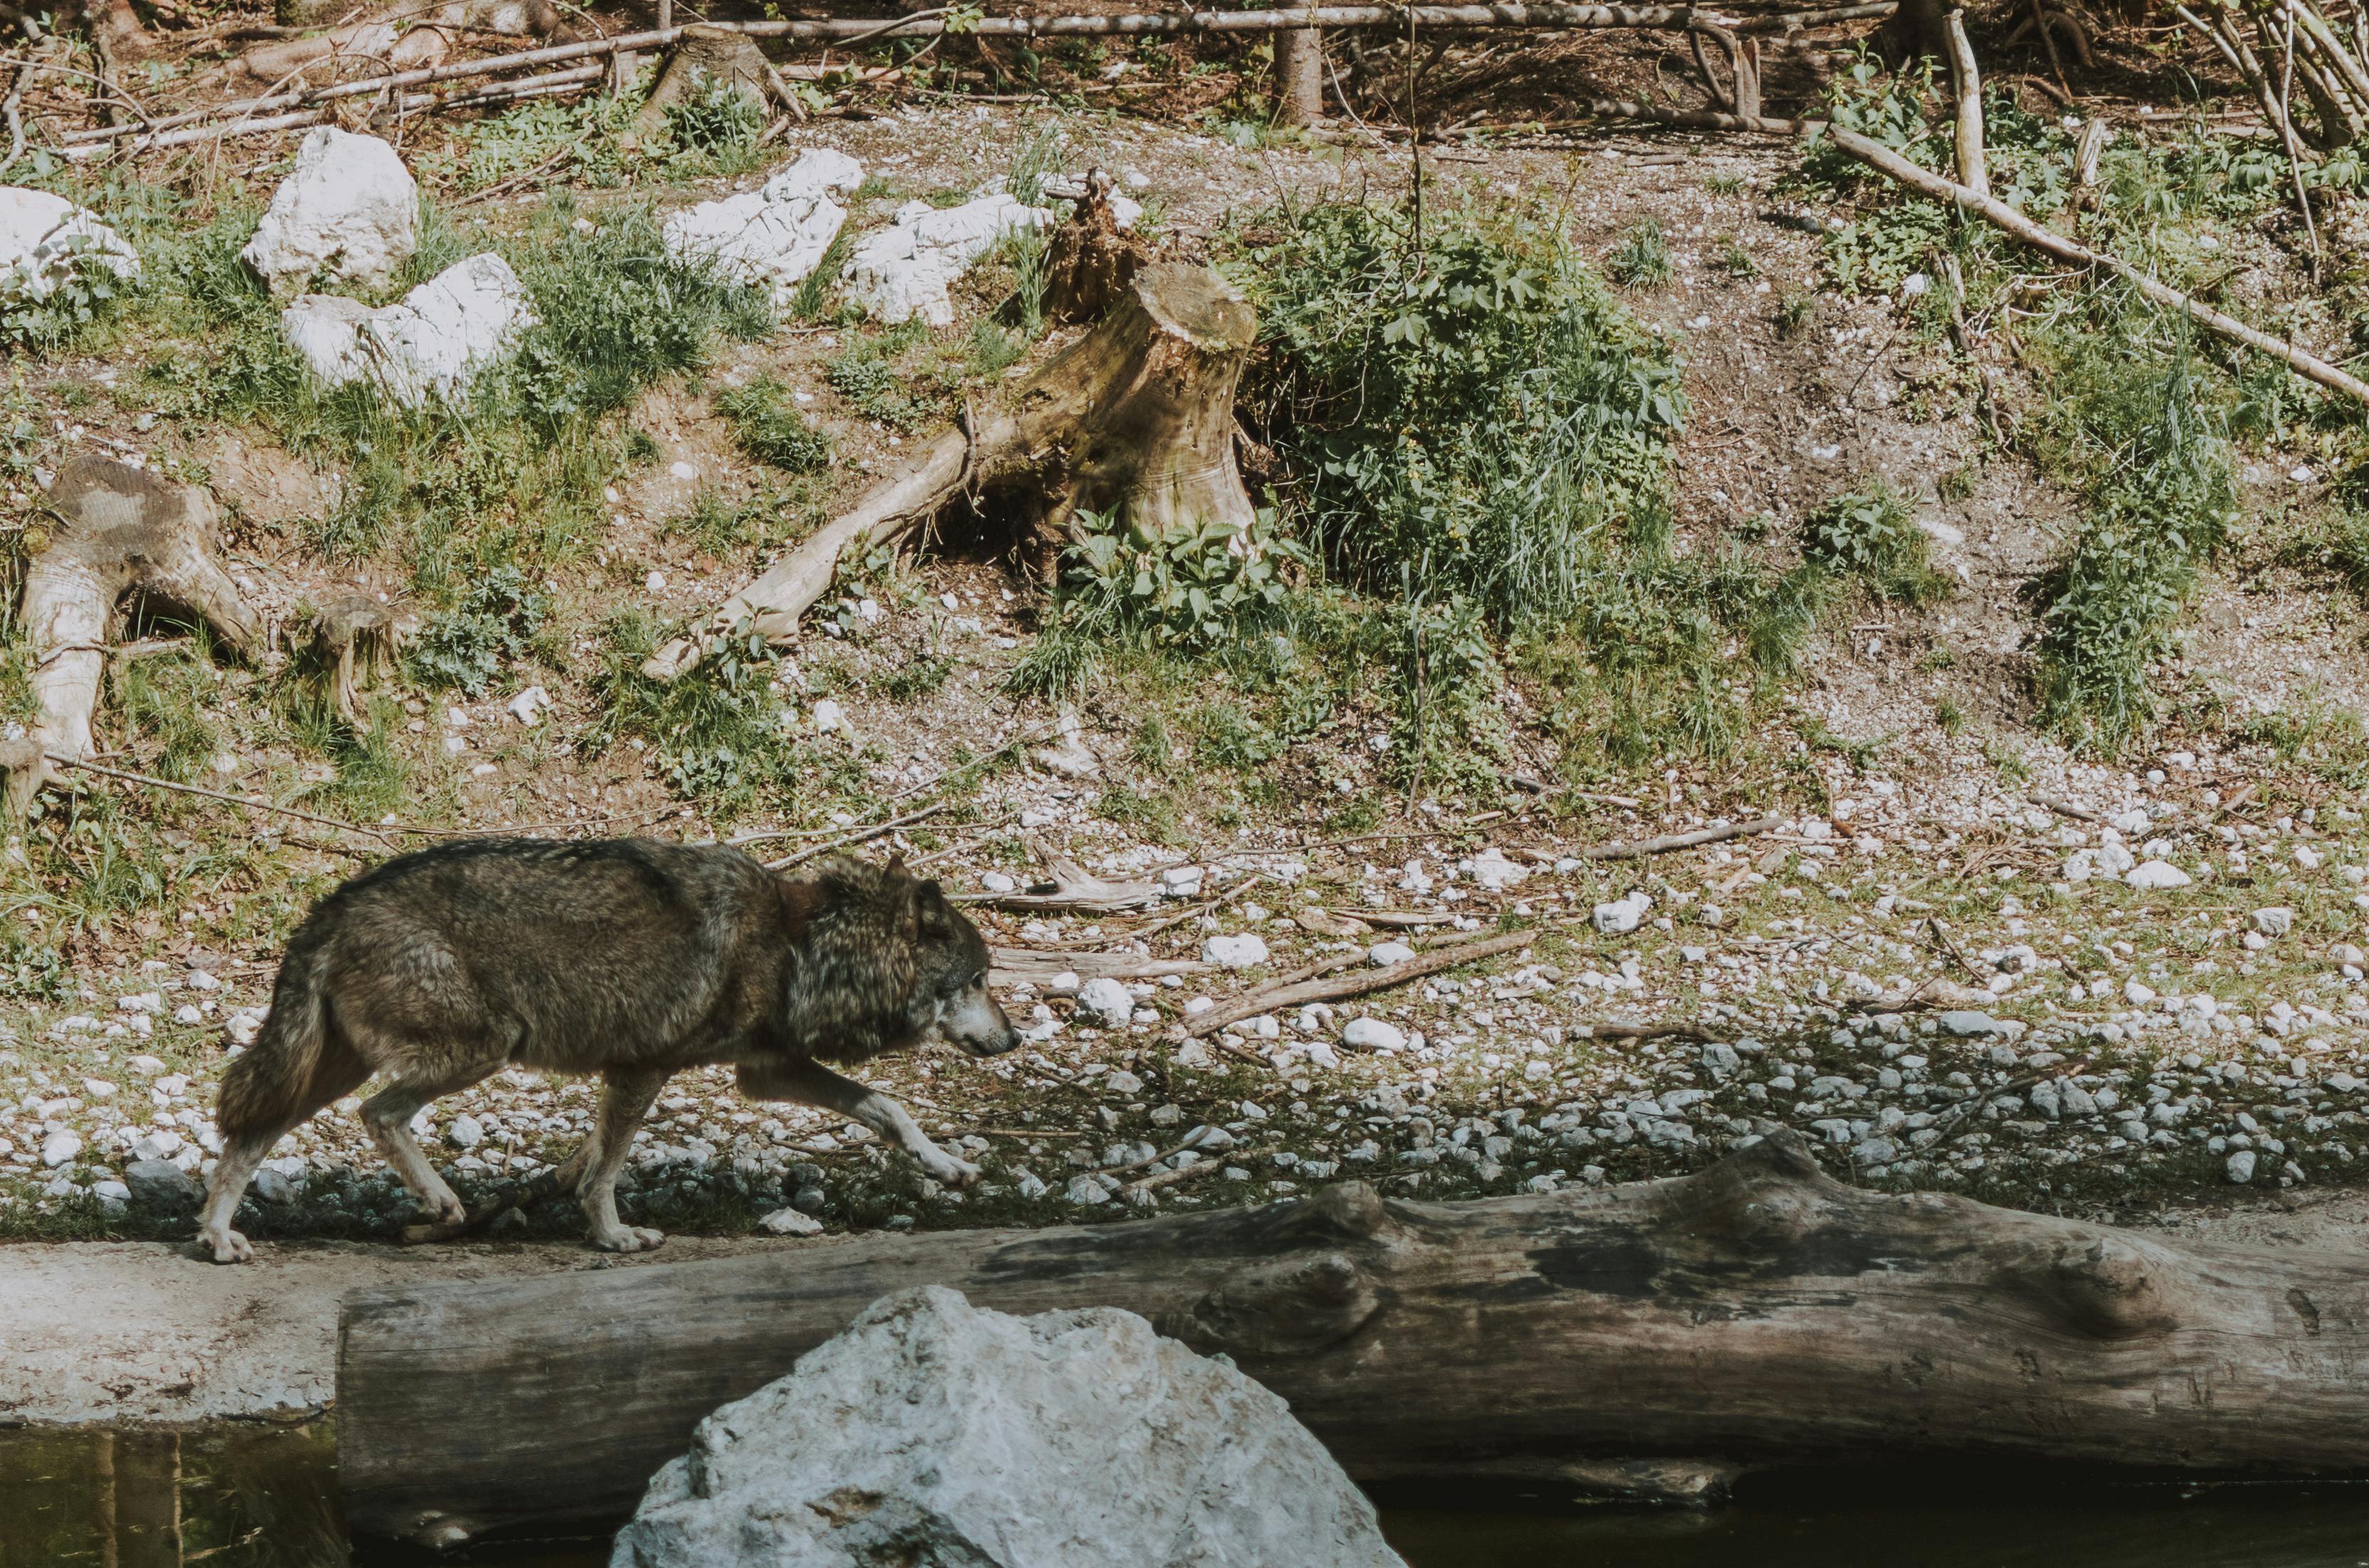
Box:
[196,839,1016,1263]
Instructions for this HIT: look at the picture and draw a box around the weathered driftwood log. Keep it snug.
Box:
[4,457,260,816]
[339,1131,2369,1546]
[643,261,1256,679]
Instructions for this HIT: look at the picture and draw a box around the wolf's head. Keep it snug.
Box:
[789,854,1018,1062]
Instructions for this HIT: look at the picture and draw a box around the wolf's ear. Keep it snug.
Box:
[884,850,909,876]
[908,877,953,939]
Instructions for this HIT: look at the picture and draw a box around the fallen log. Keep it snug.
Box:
[1824,124,2369,407]
[644,260,1259,681]
[337,1130,2369,1546]
[4,458,261,817]
[54,2,1867,148]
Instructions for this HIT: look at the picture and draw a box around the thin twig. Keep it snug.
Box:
[1578,816,1783,860]
[1183,926,1541,1041]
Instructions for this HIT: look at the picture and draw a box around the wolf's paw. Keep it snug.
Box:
[924,1152,983,1189]
[203,1227,254,1264]
[425,1193,468,1225]
[592,1225,666,1254]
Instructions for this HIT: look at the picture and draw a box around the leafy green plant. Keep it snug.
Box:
[592,613,812,817]
[1231,196,1681,629]
[1801,481,1950,605]
[665,68,765,157]
[716,375,831,471]
[405,567,550,695]
[2032,343,2235,752]
[1605,219,1673,288]
[1059,506,1305,649]
[1,232,130,353]
[826,335,936,432]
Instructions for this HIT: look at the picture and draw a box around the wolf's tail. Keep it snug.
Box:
[217,937,358,1136]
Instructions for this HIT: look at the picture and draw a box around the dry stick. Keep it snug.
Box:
[765,802,952,872]
[1824,125,2369,407]
[1577,815,1782,860]
[48,752,401,846]
[2183,5,2295,153]
[1943,8,1987,198]
[2279,11,2325,282]
[1121,1144,1272,1200]
[1184,927,1540,1040]
[2033,794,2106,826]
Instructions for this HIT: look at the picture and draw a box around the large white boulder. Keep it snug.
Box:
[1,188,139,304]
[242,128,419,294]
[842,193,1053,327]
[610,1286,1405,1568]
[283,252,536,407]
[664,148,864,305]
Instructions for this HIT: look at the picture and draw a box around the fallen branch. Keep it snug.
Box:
[988,948,1208,985]
[1183,927,1539,1039]
[2033,794,2106,826]
[1577,815,1784,860]
[1943,8,1987,198]
[53,3,1862,148]
[1119,1143,1272,1200]
[763,802,950,871]
[1823,124,2369,407]
[1590,1020,1720,1042]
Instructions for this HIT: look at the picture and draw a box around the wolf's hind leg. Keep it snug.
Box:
[577,1066,671,1254]
[738,1058,980,1188]
[198,1033,368,1264]
[196,1129,277,1264]
[359,1052,506,1227]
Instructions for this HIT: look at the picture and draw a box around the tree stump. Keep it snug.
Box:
[4,458,261,815]
[338,1131,2369,1546]
[644,262,1257,681]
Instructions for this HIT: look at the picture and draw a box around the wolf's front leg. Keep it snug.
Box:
[738,1058,981,1187]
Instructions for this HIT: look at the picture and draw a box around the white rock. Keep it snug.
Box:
[2125,860,2191,890]
[2124,978,2156,1006]
[1464,848,1529,891]
[224,1008,268,1047]
[41,1131,82,1168]
[759,1205,824,1236]
[2226,1149,2258,1184]
[2092,841,2137,878]
[1593,892,1651,934]
[842,193,1055,326]
[663,149,863,304]
[446,1114,484,1149]
[2297,844,2325,870]
[1075,976,1135,1029]
[2254,906,2294,937]
[611,1286,1405,1568]
[1368,941,1417,966]
[240,128,418,293]
[506,685,552,726]
[1341,1017,1406,1052]
[810,698,847,733]
[1202,932,1270,969]
[1063,1173,1113,1205]
[979,870,1017,894]
[1,187,139,305]
[283,251,536,407]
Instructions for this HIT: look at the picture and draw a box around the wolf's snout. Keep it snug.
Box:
[942,986,1019,1057]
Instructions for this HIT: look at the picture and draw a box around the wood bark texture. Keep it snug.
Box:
[644,262,1257,680]
[1274,10,1326,125]
[5,457,260,816]
[339,1131,2369,1546]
